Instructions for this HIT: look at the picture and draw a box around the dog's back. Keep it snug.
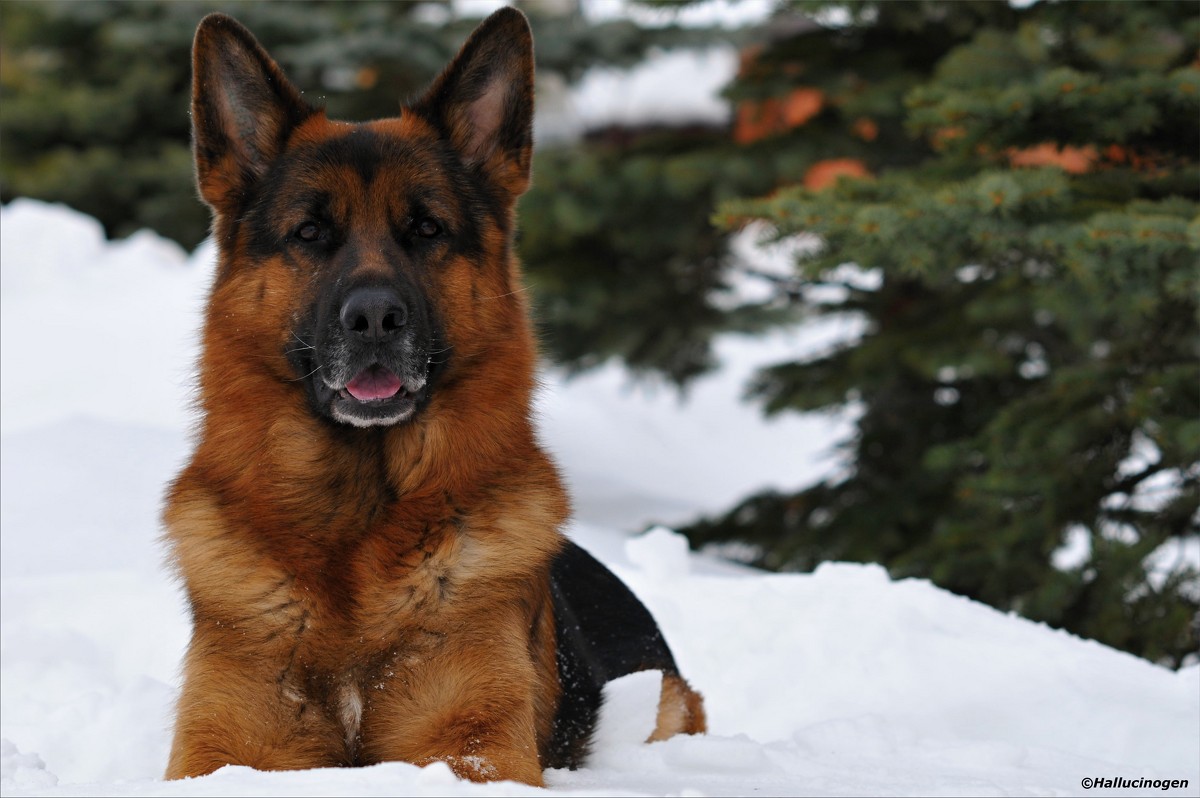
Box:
[549,541,707,769]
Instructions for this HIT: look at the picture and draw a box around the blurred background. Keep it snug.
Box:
[1,0,1197,668]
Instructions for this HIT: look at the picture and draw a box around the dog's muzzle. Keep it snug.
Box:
[306,284,433,428]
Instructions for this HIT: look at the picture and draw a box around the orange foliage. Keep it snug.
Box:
[737,44,765,76]
[803,158,870,190]
[1008,142,1099,174]
[734,99,780,144]
[355,66,379,89]
[852,117,879,142]
[931,126,966,151]
[1099,144,1171,174]
[734,88,825,144]
[782,88,825,127]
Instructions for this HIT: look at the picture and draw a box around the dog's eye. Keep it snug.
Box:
[413,218,442,239]
[295,222,323,243]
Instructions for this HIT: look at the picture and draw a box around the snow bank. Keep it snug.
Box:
[2,200,1197,796]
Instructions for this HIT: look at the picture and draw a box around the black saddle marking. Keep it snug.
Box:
[545,540,680,769]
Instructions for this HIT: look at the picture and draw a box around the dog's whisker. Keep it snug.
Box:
[479,286,530,301]
[289,363,324,382]
[289,331,315,351]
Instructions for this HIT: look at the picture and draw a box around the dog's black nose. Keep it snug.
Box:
[339,286,408,341]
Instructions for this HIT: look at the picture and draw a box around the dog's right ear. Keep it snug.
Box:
[191,13,314,212]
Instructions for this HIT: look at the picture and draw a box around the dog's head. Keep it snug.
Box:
[191,9,535,429]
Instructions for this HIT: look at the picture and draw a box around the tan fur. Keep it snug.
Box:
[647,674,708,743]
[165,10,701,786]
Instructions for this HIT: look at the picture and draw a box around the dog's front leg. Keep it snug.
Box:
[165,637,345,779]
[359,638,546,786]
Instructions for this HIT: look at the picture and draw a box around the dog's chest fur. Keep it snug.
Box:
[168,483,501,744]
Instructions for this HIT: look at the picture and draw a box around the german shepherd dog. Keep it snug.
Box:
[164,8,704,785]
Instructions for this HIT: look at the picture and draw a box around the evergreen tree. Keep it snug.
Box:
[0,0,719,248]
[679,0,1199,667]
[3,0,1196,665]
[520,130,807,381]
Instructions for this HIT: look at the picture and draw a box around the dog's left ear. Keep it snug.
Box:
[414,7,535,197]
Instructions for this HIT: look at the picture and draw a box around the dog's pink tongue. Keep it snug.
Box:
[345,367,403,401]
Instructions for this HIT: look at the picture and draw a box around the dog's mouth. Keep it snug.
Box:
[342,365,404,402]
[290,288,445,429]
[327,363,427,428]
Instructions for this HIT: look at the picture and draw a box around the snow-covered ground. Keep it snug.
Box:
[1,199,1197,797]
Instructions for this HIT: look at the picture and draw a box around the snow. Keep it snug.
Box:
[534,0,756,141]
[452,0,775,31]
[564,47,737,130]
[2,198,1198,797]
[579,0,775,30]
[455,0,766,134]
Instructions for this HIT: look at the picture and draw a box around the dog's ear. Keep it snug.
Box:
[414,7,535,197]
[191,13,314,212]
